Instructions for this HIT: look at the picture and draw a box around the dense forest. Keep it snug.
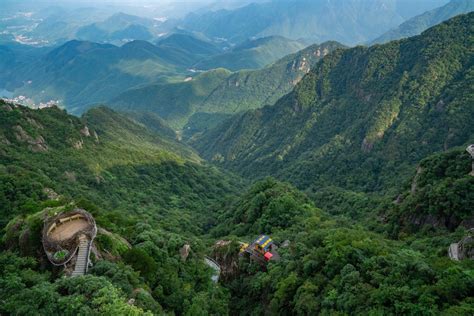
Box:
[193,13,474,194]
[0,10,473,316]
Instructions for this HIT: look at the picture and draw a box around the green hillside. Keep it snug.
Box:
[1,98,473,314]
[192,36,307,71]
[2,6,474,316]
[388,149,474,234]
[0,100,247,314]
[155,33,222,66]
[8,40,186,114]
[110,68,232,128]
[111,41,344,133]
[372,0,474,44]
[206,178,473,315]
[192,13,474,194]
[0,101,243,227]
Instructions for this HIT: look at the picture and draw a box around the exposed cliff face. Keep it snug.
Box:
[449,229,474,261]
[210,240,241,282]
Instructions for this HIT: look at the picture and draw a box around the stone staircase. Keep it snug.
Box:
[71,234,91,277]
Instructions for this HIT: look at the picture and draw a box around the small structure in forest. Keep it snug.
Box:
[467,144,474,176]
[42,208,97,276]
[240,234,280,264]
[204,256,221,283]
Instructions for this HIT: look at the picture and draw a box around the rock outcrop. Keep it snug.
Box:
[449,229,474,261]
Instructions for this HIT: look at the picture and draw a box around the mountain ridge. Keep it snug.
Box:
[372,0,474,44]
[192,13,474,194]
[110,41,344,132]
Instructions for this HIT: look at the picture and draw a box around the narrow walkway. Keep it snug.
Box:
[204,256,221,283]
[72,235,92,276]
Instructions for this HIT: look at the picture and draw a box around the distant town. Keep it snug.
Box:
[1,95,61,109]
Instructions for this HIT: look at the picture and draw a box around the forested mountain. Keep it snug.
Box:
[0,100,243,314]
[193,13,474,194]
[193,36,307,71]
[1,100,472,315]
[373,0,474,44]
[111,41,344,133]
[1,3,474,316]
[0,99,247,227]
[389,149,474,233]
[1,34,314,115]
[181,0,447,45]
[1,39,199,114]
[0,43,52,89]
[155,33,222,66]
[76,13,157,44]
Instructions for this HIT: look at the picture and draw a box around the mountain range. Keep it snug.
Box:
[180,0,449,45]
[1,33,313,114]
[373,0,474,44]
[192,36,307,71]
[0,4,474,316]
[110,41,344,133]
[192,13,474,194]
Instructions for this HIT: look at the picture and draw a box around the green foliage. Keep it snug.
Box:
[94,232,130,258]
[211,178,319,236]
[193,36,306,71]
[0,102,237,314]
[194,13,474,197]
[0,252,151,315]
[53,250,69,261]
[373,1,474,44]
[223,212,474,315]
[111,42,343,133]
[204,178,474,315]
[390,149,474,233]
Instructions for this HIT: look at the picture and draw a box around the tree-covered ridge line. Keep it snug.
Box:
[192,12,474,195]
[1,9,473,316]
[208,178,474,315]
[0,101,243,228]
[372,0,474,44]
[0,100,246,314]
[0,33,313,115]
[110,41,344,134]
